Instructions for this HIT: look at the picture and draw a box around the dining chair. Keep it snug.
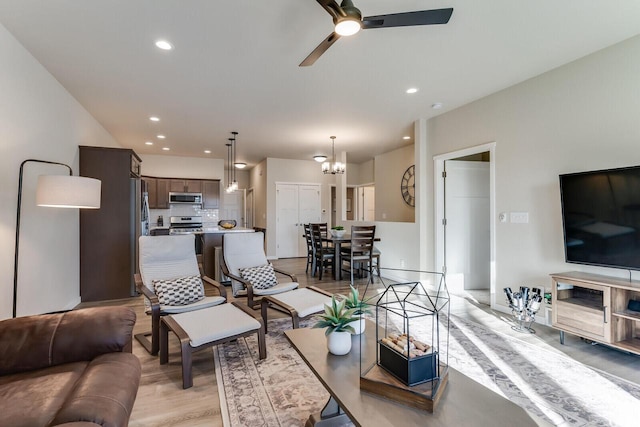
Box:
[303,223,315,274]
[311,223,335,280]
[372,246,381,276]
[135,234,227,355]
[340,225,376,284]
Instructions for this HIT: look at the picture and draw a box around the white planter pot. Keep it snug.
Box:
[348,315,366,335]
[326,331,352,355]
[330,229,345,238]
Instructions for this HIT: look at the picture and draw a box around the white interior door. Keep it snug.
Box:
[276,183,321,258]
[220,190,245,227]
[298,185,321,254]
[246,189,254,229]
[363,186,375,221]
[444,160,490,291]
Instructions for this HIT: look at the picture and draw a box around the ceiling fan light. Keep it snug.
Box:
[314,155,327,163]
[335,18,361,36]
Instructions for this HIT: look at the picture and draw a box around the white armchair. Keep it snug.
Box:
[135,234,226,355]
[221,231,332,330]
[221,231,299,309]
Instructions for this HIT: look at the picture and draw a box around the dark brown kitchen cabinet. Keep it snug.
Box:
[203,180,220,208]
[142,177,156,207]
[170,179,202,193]
[156,179,169,208]
[80,146,141,302]
[144,176,169,209]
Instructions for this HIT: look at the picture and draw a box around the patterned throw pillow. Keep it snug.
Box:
[153,276,205,306]
[239,263,278,290]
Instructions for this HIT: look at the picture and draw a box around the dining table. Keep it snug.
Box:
[323,233,380,280]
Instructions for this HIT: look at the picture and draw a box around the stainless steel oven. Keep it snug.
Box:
[169,216,204,254]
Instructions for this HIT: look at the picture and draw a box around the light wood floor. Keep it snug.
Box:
[77,258,640,426]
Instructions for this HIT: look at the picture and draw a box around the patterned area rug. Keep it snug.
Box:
[214,316,640,427]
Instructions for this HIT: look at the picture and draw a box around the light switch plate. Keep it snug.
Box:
[510,212,529,223]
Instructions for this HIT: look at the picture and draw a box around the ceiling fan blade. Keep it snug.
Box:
[299,32,341,67]
[362,8,453,29]
[316,0,345,20]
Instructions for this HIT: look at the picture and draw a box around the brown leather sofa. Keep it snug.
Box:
[0,307,141,427]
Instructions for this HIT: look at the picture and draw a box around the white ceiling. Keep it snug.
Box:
[1,1,639,166]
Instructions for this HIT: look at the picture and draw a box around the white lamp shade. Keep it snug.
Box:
[36,175,101,208]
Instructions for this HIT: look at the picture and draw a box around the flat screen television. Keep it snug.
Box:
[559,165,640,270]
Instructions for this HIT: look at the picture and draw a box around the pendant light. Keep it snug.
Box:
[225,140,234,193]
[230,131,239,191]
[322,136,345,174]
[225,131,240,193]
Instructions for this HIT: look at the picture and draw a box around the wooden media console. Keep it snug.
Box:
[551,271,640,355]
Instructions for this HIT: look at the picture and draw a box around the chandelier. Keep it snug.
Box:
[225,131,239,193]
[322,136,345,175]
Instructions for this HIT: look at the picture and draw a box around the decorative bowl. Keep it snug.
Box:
[218,220,237,229]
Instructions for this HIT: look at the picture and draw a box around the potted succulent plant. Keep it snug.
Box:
[313,296,357,355]
[330,225,345,238]
[341,284,372,335]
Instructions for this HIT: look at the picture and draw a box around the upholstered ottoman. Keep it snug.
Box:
[160,302,266,389]
[261,286,333,332]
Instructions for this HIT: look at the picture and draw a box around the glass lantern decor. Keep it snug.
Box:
[359,271,450,413]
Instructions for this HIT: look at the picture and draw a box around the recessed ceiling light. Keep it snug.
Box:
[313,155,327,163]
[162,147,170,151]
[234,162,247,169]
[155,40,173,50]
[149,116,160,122]
[145,141,154,145]
[157,134,166,139]
[406,88,418,94]
[204,150,211,154]
[403,136,411,140]
[432,102,444,109]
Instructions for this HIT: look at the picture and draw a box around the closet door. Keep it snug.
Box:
[276,183,321,258]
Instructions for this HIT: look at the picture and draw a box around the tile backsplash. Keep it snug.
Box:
[150,205,219,228]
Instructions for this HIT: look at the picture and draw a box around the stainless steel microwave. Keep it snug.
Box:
[169,192,203,204]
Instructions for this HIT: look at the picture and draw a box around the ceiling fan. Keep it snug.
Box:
[300,0,453,67]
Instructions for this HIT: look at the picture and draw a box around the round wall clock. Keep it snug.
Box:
[401,165,415,207]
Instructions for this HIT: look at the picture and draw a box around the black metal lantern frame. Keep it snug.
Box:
[360,269,450,397]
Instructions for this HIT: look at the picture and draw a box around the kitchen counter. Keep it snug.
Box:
[201,227,254,234]
[148,227,254,235]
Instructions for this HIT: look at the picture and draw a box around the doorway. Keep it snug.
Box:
[435,142,496,307]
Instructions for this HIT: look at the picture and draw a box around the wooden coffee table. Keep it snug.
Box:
[284,321,546,427]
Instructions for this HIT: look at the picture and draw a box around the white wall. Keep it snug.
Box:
[0,24,120,319]
[426,34,640,310]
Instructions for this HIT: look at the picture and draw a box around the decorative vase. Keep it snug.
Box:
[326,331,352,355]
[348,315,366,335]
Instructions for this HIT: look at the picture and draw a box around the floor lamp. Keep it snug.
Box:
[13,159,101,318]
